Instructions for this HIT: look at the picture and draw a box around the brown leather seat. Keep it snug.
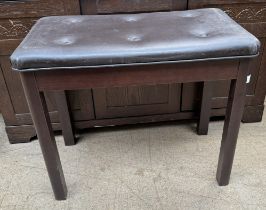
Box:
[11,8,260,71]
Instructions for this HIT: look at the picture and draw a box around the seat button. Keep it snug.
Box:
[127,35,141,42]
[196,33,208,38]
[70,18,82,23]
[64,18,82,23]
[178,12,198,18]
[197,33,208,38]
[124,16,138,22]
[191,30,209,38]
[54,36,76,45]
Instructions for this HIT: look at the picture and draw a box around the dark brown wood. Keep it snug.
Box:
[80,0,187,14]
[20,56,248,199]
[1,56,31,114]
[0,0,80,19]
[68,89,95,121]
[14,111,59,125]
[216,59,249,186]
[1,0,266,144]
[181,81,229,112]
[0,59,17,124]
[54,91,75,146]
[6,107,228,140]
[189,0,266,9]
[0,0,80,56]
[197,81,213,135]
[93,84,180,119]
[6,123,62,144]
[181,39,265,119]
[35,60,238,91]
[242,105,265,123]
[5,125,37,144]
[0,0,82,143]
[20,72,67,200]
[80,0,97,15]
[186,0,266,123]
[74,108,227,129]
[249,38,266,105]
[0,56,60,125]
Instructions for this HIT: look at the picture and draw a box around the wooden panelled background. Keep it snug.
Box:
[0,0,265,143]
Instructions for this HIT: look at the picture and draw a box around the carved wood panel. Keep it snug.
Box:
[182,37,265,111]
[189,1,266,23]
[0,18,37,40]
[80,0,187,14]
[0,0,81,129]
[0,0,80,54]
[96,0,183,13]
[183,2,266,111]
[0,0,65,18]
[221,4,266,23]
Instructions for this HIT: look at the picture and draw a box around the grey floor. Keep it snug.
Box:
[0,113,266,210]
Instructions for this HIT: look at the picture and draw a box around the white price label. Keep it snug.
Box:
[246,74,251,84]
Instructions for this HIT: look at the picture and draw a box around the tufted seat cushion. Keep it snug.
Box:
[11,8,260,71]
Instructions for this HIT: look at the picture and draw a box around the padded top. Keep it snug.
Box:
[11,8,260,71]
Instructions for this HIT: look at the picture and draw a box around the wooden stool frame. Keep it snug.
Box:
[20,58,249,200]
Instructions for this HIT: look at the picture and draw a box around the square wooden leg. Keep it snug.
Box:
[216,60,249,186]
[197,81,213,135]
[54,90,76,146]
[20,72,67,200]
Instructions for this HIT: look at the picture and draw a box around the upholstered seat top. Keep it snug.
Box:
[11,8,260,71]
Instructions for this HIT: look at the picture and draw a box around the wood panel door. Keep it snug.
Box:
[183,0,266,112]
[0,0,80,56]
[0,56,59,125]
[80,0,187,14]
[0,0,83,127]
[182,38,265,111]
[67,90,95,121]
[0,56,95,125]
[93,84,181,119]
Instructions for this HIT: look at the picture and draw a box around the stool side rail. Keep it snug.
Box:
[30,59,240,91]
